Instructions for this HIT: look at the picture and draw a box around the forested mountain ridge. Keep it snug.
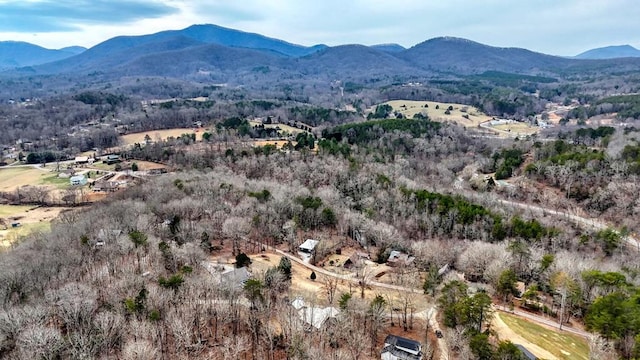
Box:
[6,24,640,81]
[575,44,640,59]
[0,41,82,70]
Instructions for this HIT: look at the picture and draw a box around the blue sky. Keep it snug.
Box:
[0,0,638,56]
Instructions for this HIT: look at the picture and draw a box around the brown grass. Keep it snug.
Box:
[120,128,204,146]
[0,167,59,192]
[248,121,309,135]
[382,100,492,127]
[0,205,71,247]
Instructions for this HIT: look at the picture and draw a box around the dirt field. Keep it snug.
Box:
[0,205,71,246]
[120,128,204,146]
[381,100,492,127]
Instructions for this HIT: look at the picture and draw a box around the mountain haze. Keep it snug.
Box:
[575,45,640,59]
[5,24,640,81]
[0,41,82,69]
[400,37,573,74]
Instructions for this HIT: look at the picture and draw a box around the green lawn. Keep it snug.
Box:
[0,205,35,217]
[39,173,72,188]
[500,313,589,360]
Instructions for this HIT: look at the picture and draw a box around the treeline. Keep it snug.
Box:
[322,118,441,145]
[401,187,555,242]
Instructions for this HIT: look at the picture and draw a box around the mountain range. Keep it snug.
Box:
[0,41,86,69]
[575,45,640,59]
[2,24,640,81]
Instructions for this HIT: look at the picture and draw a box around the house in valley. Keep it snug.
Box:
[381,334,422,360]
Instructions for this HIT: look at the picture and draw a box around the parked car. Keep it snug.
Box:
[435,330,443,338]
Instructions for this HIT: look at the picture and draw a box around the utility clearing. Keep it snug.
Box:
[493,312,589,360]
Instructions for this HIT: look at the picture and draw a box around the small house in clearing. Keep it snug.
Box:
[387,250,415,267]
[70,175,87,186]
[381,334,422,360]
[291,297,339,330]
[299,239,319,254]
[74,156,90,164]
[104,154,121,165]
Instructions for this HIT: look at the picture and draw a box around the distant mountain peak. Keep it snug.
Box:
[370,43,406,53]
[575,44,640,59]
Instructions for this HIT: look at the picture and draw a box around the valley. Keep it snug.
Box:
[1,21,640,360]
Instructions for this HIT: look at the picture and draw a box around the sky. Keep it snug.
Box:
[0,0,639,56]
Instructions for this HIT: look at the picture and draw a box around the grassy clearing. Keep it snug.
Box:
[120,128,204,146]
[40,173,72,189]
[382,100,492,127]
[0,205,34,217]
[253,140,296,149]
[0,167,56,191]
[493,123,539,136]
[500,312,589,360]
[248,121,308,135]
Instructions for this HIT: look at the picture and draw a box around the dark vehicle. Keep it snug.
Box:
[435,330,443,338]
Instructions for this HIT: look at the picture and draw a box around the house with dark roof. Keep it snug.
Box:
[381,334,422,360]
[515,344,537,360]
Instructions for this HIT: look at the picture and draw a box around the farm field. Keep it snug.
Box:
[381,100,492,127]
[493,122,539,136]
[0,166,71,192]
[252,140,296,149]
[249,120,308,135]
[494,312,589,360]
[0,205,70,247]
[120,128,204,146]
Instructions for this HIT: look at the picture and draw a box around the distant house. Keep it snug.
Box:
[75,156,89,164]
[291,297,339,330]
[220,267,251,289]
[58,168,76,178]
[515,345,537,360]
[343,251,370,269]
[299,239,319,254]
[104,154,121,165]
[70,175,87,186]
[381,334,422,360]
[93,181,120,192]
[387,250,415,267]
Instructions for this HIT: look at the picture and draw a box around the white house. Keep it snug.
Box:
[299,239,319,254]
[70,175,87,186]
[291,297,339,330]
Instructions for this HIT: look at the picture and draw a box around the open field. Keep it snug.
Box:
[494,312,589,360]
[0,166,73,192]
[0,205,70,246]
[493,123,539,136]
[120,128,204,146]
[382,100,492,127]
[249,121,308,135]
[252,140,296,149]
[131,160,169,171]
